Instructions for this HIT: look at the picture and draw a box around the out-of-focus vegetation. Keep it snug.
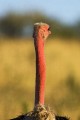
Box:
[0,38,80,120]
[0,11,80,120]
[0,12,80,39]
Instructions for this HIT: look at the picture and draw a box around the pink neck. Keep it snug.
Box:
[34,35,46,106]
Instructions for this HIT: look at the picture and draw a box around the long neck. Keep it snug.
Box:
[34,35,46,106]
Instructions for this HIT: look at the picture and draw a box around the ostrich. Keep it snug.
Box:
[10,22,69,120]
[33,22,51,106]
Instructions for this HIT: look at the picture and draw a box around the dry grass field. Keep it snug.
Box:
[0,37,80,120]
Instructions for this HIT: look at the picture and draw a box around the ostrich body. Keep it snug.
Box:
[10,23,69,120]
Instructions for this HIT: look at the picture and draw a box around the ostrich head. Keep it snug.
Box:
[33,22,51,41]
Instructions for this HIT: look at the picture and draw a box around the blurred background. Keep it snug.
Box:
[0,0,80,120]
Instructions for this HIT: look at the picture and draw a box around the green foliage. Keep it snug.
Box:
[0,12,80,39]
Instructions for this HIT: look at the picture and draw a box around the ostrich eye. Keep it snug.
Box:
[48,27,50,31]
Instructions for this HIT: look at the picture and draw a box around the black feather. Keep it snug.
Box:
[55,116,69,120]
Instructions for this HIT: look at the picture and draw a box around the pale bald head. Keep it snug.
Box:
[34,22,49,26]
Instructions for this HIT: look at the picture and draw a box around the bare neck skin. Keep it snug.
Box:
[33,23,51,106]
[34,34,46,106]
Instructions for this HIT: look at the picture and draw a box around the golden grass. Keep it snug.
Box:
[0,38,80,120]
